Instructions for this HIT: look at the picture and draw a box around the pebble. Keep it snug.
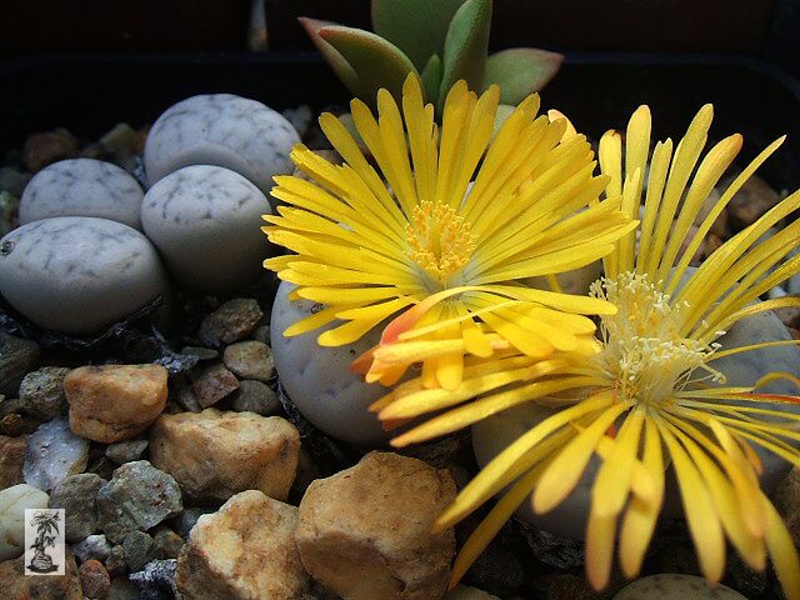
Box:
[445,585,503,600]
[0,216,168,335]
[0,549,83,599]
[230,379,282,416]
[108,577,140,600]
[191,363,240,408]
[48,472,105,542]
[0,190,19,236]
[105,439,149,464]
[295,452,457,600]
[222,340,275,382]
[271,281,391,445]
[105,544,128,577]
[141,164,274,293]
[96,460,183,544]
[152,526,184,559]
[0,333,40,396]
[172,507,215,540]
[73,534,113,563]
[180,346,219,361]
[19,158,145,229]
[18,366,70,420]
[175,490,310,600]
[22,127,79,172]
[149,408,299,503]
[281,104,313,138]
[80,558,112,600]
[0,483,49,561]
[775,466,800,545]
[144,93,299,195]
[81,122,146,172]
[129,559,180,600]
[726,173,782,228]
[612,574,746,599]
[176,384,203,413]
[122,530,161,572]
[198,298,264,347]
[0,165,32,196]
[0,434,27,489]
[65,364,169,443]
[24,417,90,491]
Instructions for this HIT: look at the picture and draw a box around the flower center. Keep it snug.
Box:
[406,200,476,286]
[591,272,720,408]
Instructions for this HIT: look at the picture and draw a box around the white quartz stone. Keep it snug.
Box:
[270,281,391,447]
[0,216,168,335]
[19,158,144,229]
[0,483,50,561]
[144,93,300,196]
[24,418,90,492]
[141,165,273,294]
[472,309,800,540]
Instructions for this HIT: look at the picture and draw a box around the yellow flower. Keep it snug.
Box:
[263,74,635,390]
[375,105,800,598]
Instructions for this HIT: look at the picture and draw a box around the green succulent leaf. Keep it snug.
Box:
[371,0,467,71]
[438,0,492,111]
[298,17,365,99]
[483,48,564,105]
[420,54,443,105]
[320,25,418,105]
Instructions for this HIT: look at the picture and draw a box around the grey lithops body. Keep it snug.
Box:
[143,93,300,196]
[270,281,391,446]
[19,158,144,229]
[141,165,273,294]
[0,216,168,335]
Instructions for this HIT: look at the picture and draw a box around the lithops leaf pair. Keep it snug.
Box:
[300,0,563,116]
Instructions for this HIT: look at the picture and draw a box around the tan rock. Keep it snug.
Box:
[149,409,299,503]
[0,435,27,489]
[295,451,457,600]
[726,173,781,228]
[65,364,168,443]
[176,490,310,600]
[0,549,83,599]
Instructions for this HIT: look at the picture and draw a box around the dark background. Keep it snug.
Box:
[2,0,800,79]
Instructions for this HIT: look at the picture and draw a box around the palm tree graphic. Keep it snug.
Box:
[28,511,60,573]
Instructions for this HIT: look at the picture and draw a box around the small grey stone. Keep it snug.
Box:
[152,526,184,559]
[73,534,113,563]
[199,298,264,347]
[251,324,270,344]
[122,530,161,572]
[48,472,105,541]
[223,340,275,382]
[129,558,179,600]
[0,217,169,335]
[19,158,145,229]
[281,104,313,139]
[191,364,239,408]
[172,507,214,540]
[105,439,149,465]
[24,417,90,491]
[0,334,40,397]
[108,577,140,600]
[180,346,218,361]
[0,166,32,196]
[18,366,70,420]
[97,460,183,544]
[105,545,127,577]
[175,385,203,413]
[230,379,281,416]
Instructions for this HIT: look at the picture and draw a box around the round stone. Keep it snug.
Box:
[270,281,391,446]
[0,483,49,561]
[19,158,144,229]
[141,165,272,294]
[0,217,168,335]
[472,309,800,540]
[143,93,299,195]
[612,574,746,599]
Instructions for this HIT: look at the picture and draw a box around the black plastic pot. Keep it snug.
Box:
[1,51,800,188]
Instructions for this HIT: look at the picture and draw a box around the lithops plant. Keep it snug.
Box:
[300,0,562,116]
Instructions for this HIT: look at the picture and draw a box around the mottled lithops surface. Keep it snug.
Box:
[271,280,391,446]
[143,93,299,194]
[612,574,747,599]
[473,310,800,540]
[0,216,168,334]
[141,165,273,293]
[19,158,144,229]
